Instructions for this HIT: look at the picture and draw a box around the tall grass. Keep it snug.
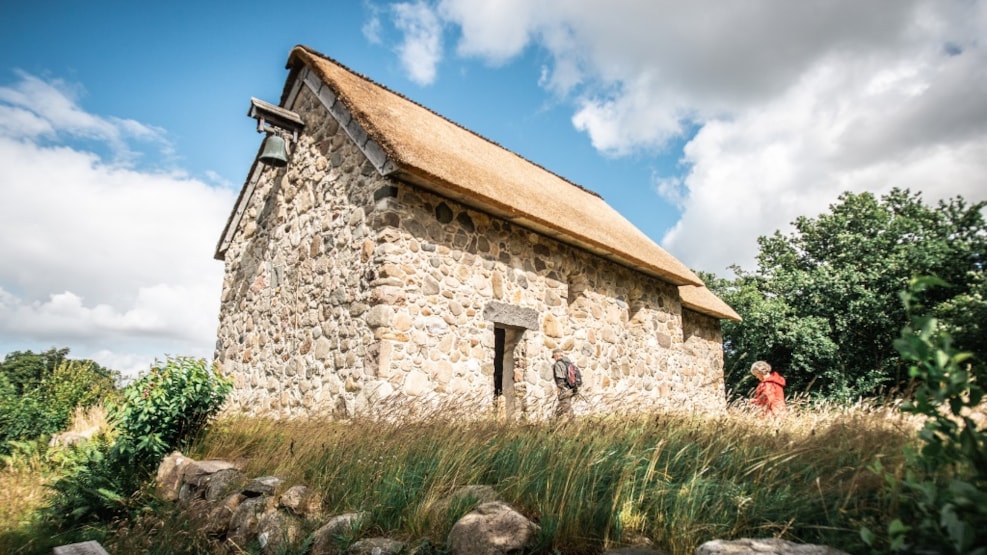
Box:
[0,404,113,553]
[187,400,912,554]
[0,440,50,535]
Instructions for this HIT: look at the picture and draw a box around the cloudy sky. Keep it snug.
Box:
[1,1,985,376]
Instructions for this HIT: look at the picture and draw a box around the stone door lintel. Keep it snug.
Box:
[483,302,538,330]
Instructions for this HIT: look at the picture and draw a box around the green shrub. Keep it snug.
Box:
[1,348,72,396]
[45,360,119,416]
[111,356,233,467]
[0,360,117,455]
[45,356,232,528]
[864,277,987,554]
[0,393,54,450]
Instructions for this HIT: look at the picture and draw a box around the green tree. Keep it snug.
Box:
[708,189,986,400]
[0,348,117,395]
[0,348,70,395]
[701,270,839,395]
[934,269,987,369]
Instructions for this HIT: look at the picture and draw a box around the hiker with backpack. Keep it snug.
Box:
[552,349,582,418]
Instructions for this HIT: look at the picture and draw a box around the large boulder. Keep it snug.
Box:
[192,492,245,537]
[256,508,305,555]
[52,541,110,555]
[243,475,284,497]
[227,496,271,549]
[49,427,99,449]
[178,460,243,505]
[695,538,850,555]
[156,451,242,505]
[345,537,405,555]
[446,501,540,555]
[310,512,368,555]
[279,484,323,519]
[155,451,193,501]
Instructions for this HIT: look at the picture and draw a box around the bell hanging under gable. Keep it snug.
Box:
[259,134,288,167]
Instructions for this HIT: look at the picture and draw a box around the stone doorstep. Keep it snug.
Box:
[695,538,851,555]
[52,540,110,555]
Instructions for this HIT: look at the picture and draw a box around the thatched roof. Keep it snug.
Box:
[220,45,740,321]
[289,45,705,286]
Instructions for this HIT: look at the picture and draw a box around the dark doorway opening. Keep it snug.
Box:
[494,327,505,396]
[493,326,523,418]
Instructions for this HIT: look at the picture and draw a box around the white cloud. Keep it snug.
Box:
[0,285,218,342]
[394,0,987,273]
[0,105,55,138]
[392,1,444,85]
[362,1,384,44]
[0,71,167,159]
[438,0,539,64]
[571,71,689,156]
[0,73,236,378]
[661,46,987,272]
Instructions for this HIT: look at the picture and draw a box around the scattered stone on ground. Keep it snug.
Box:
[446,500,540,555]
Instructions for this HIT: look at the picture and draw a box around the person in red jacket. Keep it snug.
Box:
[751,361,787,416]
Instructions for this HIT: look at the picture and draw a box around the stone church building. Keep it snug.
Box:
[214,45,740,420]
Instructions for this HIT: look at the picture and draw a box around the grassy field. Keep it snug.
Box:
[1,400,914,554]
[191,399,912,554]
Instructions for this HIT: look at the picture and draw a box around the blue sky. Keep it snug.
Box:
[2,1,985,376]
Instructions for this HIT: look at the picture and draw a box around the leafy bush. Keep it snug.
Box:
[111,356,233,467]
[44,435,128,526]
[45,356,232,528]
[0,393,53,450]
[864,277,987,553]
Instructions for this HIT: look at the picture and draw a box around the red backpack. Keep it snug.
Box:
[565,361,582,389]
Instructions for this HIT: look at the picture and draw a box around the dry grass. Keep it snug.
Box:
[65,404,108,434]
[0,445,50,533]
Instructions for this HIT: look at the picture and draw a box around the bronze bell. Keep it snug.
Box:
[259,134,288,167]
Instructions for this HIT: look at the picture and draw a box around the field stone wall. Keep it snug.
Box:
[215,81,726,420]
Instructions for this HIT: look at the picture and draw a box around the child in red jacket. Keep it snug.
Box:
[751,361,787,416]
